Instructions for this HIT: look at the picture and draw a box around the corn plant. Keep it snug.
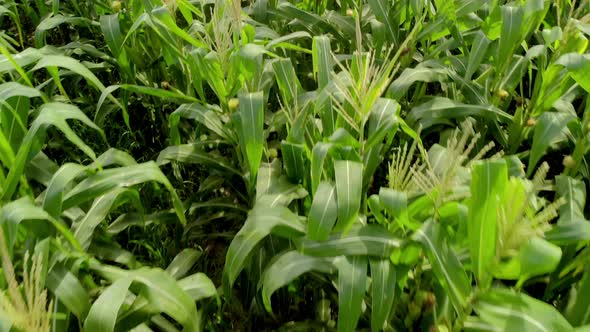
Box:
[1,0,590,331]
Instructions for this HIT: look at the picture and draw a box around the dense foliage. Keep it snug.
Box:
[0,0,590,331]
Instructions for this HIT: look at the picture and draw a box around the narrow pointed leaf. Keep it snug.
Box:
[83,277,133,332]
[336,256,367,332]
[307,182,338,241]
[469,159,507,288]
[334,160,363,232]
[414,220,471,313]
[370,259,396,332]
[166,249,202,280]
[238,92,265,183]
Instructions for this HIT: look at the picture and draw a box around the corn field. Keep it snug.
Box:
[0,0,590,331]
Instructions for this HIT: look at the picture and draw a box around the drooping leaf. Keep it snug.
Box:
[298,224,401,257]
[74,187,142,250]
[177,272,217,302]
[2,102,103,201]
[407,97,512,130]
[518,237,562,284]
[89,265,201,332]
[528,112,575,175]
[261,251,335,313]
[388,66,448,100]
[223,204,305,290]
[474,288,573,332]
[166,249,202,280]
[168,103,232,145]
[157,143,241,177]
[62,162,186,225]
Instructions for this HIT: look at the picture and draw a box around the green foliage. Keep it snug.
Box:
[0,0,589,330]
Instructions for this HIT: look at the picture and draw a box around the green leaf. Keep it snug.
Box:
[474,288,573,332]
[369,259,396,332]
[32,55,106,91]
[157,144,241,177]
[545,223,590,245]
[387,66,448,100]
[223,204,305,290]
[43,149,137,218]
[496,6,524,73]
[312,36,332,89]
[555,53,590,93]
[298,224,401,257]
[238,92,265,187]
[254,161,308,207]
[334,160,363,232]
[564,266,590,326]
[407,97,512,130]
[166,249,202,280]
[168,103,232,145]
[413,220,471,313]
[469,159,507,288]
[74,188,142,250]
[363,99,400,188]
[518,237,562,285]
[307,182,338,241]
[151,6,204,49]
[46,265,91,320]
[83,277,133,332]
[62,162,186,225]
[35,15,95,48]
[265,31,311,52]
[310,142,335,194]
[261,251,335,313]
[1,197,82,254]
[2,102,103,201]
[555,175,587,224]
[379,188,409,226]
[273,59,302,104]
[368,0,397,44]
[281,141,308,184]
[100,14,124,57]
[528,112,575,175]
[466,31,491,80]
[0,82,41,152]
[96,266,200,332]
[177,272,217,302]
[96,84,198,127]
[336,255,367,332]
